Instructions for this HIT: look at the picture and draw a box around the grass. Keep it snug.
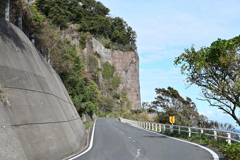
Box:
[83,121,90,129]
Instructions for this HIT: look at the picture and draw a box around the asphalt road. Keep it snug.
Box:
[73,118,216,160]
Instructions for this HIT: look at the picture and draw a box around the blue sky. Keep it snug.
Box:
[100,0,240,127]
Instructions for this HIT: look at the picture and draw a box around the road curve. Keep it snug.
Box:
[72,118,217,160]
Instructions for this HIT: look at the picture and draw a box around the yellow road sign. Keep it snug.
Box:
[169,116,175,123]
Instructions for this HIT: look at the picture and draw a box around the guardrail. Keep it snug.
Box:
[120,117,240,144]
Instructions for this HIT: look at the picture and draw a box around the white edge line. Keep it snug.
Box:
[68,120,96,160]
[117,119,219,160]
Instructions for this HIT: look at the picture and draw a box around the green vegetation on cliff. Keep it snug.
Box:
[2,0,137,117]
[102,62,114,79]
[34,0,137,49]
[26,5,99,116]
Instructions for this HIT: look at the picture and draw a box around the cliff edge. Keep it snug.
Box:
[61,25,141,110]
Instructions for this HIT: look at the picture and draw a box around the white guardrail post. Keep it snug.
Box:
[119,118,240,144]
[227,133,231,144]
[214,131,217,141]
[188,128,191,137]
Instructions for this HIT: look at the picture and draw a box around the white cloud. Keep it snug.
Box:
[100,0,240,127]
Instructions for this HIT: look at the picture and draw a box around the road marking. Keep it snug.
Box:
[68,120,96,160]
[120,131,125,135]
[128,136,136,143]
[134,149,141,160]
[119,120,219,160]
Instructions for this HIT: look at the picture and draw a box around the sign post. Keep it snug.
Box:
[169,116,175,133]
[169,116,175,124]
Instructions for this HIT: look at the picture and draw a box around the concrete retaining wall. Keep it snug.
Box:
[0,18,85,160]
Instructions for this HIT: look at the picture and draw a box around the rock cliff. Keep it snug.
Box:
[0,18,85,160]
[61,25,141,110]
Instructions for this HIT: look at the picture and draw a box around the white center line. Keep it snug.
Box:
[134,149,141,160]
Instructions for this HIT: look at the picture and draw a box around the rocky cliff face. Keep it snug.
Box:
[112,50,141,110]
[0,19,85,160]
[61,25,141,110]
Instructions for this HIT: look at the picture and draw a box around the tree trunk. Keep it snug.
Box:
[18,8,22,30]
[26,26,30,38]
[5,0,10,21]
[231,113,240,127]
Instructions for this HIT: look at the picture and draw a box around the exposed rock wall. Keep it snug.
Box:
[112,50,141,110]
[61,25,141,109]
[0,18,85,160]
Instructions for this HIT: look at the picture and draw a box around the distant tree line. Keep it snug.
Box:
[142,87,207,126]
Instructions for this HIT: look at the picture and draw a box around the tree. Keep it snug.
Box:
[108,17,137,46]
[174,35,240,126]
[152,87,205,126]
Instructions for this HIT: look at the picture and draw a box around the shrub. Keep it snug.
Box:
[94,51,101,58]
[224,143,240,160]
[113,93,120,99]
[127,101,132,109]
[112,75,120,89]
[104,43,111,48]
[79,34,86,50]
[102,62,114,79]
[83,121,90,129]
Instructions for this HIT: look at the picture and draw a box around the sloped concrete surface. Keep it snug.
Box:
[0,18,85,160]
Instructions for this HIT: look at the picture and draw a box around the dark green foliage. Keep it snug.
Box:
[0,1,4,18]
[108,17,137,46]
[28,6,99,116]
[97,97,114,112]
[151,86,206,126]
[104,43,111,48]
[93,51,101,58]
[34,0,137,47]
[112,75,120,89]
[113,93,120,99]
[79,34,86,49]
[130,109,142,114]
[57,39,99,116]
[35,0,84,29]
[102,62,114,79]
[79,15,111,36]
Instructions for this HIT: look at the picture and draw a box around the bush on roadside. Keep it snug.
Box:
[163,129,240,160]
